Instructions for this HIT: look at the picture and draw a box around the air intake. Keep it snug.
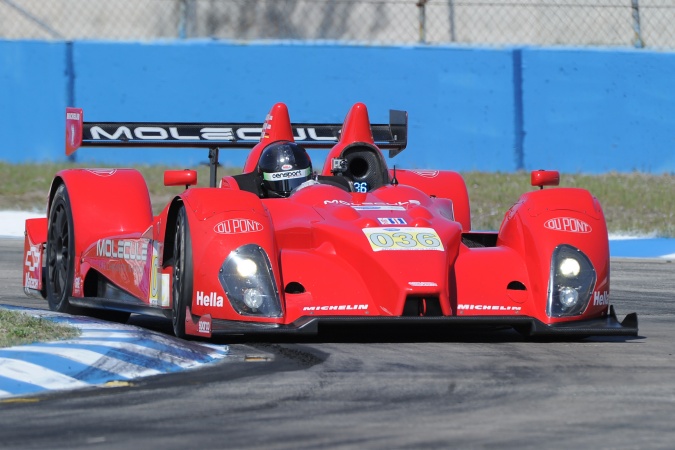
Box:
[403,296,443,317]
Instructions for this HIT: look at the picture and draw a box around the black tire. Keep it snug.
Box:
[172,205,194,338]
[46,184,76,313]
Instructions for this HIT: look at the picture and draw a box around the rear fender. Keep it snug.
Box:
[394,169,471,231]
[177,188,281,320]
[498,187,609,319]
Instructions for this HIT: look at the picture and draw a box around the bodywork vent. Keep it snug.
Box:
[403,296,443,317]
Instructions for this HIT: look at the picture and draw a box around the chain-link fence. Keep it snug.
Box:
[1,0,673,49]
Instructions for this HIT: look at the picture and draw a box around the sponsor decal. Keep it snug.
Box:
[198,318,211,334]
[25,246,40,272]
[324,199,421,209]
[101,260,132,283]
[235,127,264,141]
[90,126,234,141]
[281,164,293,170]
[408,282,438,287]
[293,128,336,141]
[149,243,161,303]
[457,304,522,312]
[150,273,170,307]
[70,124,76,147]
[410,170,439,178]
[260,119,271,139]
[66,112,80,120]
[363,227,444,252]
[88,125,336,143]
[73,275,83,296]
[303,304,368,311]
[214,218,264,235]
[378,217,407,225]
[160,274,170,307]
[86,169,117,177]
[593,290,609,306]
[24,272,39,290]
[196,291,224,308]
[97,239,148,261]
[263,167,311,181]
[354,205,405,211]
[23,242,42,291]
[544,217,592,234]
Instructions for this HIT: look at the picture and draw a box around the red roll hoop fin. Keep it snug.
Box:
[261,103,295,143]
[339,102,375,145]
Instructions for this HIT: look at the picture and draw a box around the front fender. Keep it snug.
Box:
[178,188,282,321]
[497,187,610,321]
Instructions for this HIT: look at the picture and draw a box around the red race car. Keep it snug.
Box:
[23,102,637,339]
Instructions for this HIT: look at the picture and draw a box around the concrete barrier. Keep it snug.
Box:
[1,40,673,173]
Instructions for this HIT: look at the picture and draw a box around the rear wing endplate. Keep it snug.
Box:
[65,108,408,157]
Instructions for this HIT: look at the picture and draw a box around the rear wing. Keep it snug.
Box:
[65,108,408,157]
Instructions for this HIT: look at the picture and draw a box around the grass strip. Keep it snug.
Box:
[0,309,80,348]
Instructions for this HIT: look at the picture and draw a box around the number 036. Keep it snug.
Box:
[363,227,443,251]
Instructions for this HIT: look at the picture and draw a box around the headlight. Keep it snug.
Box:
[243,288,264,309]
[547,244,596,317]
[558,286,579,307]
[236,258,258,277]
[559,258,581,277]
[219,244,282,317]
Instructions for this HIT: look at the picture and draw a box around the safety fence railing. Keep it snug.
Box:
[1,0,673,49]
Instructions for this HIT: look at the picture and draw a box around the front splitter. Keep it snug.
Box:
[208,306,638,337]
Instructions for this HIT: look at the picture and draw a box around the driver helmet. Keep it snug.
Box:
[258,141,312,197]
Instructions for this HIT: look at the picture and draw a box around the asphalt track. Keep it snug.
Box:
[1,239,675,449]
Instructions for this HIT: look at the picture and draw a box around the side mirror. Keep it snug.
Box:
[531,170,560,189]
[164,169,198,188]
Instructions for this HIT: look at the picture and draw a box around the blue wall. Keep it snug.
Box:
[1,40,673,173]
[0,41,68,162]
[522,48,675,173]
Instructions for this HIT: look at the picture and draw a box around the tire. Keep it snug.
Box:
[46,184,76,313]
[172,205,194,338]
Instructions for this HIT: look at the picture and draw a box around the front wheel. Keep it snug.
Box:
[172,205,193,338]
[46,184,76,313]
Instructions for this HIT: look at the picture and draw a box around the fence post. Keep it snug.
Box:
[178,0,196,39]
[513,48,525,171]
[631,0,645,48]
[448,0,456,42]
[417,0,428,44]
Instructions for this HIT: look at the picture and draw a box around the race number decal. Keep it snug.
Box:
[363,227,444,252]
[354,182,369,193]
